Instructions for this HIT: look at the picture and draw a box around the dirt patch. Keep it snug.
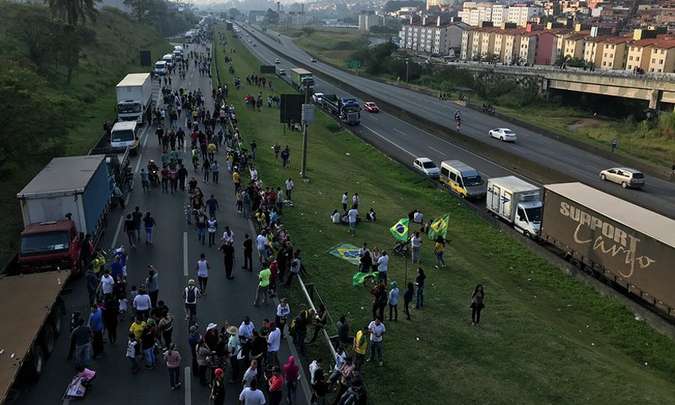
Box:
[568,118,604,132]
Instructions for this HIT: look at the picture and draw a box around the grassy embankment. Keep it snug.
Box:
[214,26,675,405]
[280,27,675,169]
[0,3,169,264]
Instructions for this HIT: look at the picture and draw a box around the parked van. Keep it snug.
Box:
[162,53,174,68]
[439,160,487,200]
[110,121,140,155]
[153,60,167,76]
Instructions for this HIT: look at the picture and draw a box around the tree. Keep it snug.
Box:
[12,8,59,73]
[45,0,99,25]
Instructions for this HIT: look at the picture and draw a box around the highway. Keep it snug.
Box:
[13,42,309,405]
[236,23,675,219]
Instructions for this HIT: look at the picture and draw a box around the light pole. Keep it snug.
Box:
[300,79,312,178]
[405,58,409,82]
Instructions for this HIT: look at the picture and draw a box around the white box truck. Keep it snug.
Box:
[486,176,542,238]
[116,73,152,124]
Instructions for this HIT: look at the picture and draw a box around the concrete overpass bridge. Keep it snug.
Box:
[445,62,675,110]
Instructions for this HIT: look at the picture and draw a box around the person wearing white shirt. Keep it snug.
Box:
[133,288,152,319]
[239,380,266,405]
[100,272,115,296]
[330,210,341,224]
[413,210,423,224]
[196,254,209,294]
[239,317,255,343]
[368,318,386,366]
[410,231,422,264]
[285,178,295,201]
[309,359,322,385]
[377,252,389,284]
[267,324,281,364]
[256,232,268,264]
[249,167,258,181]
[221,226,234,245]
[347,207,358,236]
[341,192,349,210]
[276,299,291,338]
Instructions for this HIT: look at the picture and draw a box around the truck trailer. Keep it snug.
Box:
[290,68,313,90]
[541,182,675,312]
[486,176,542,237]
[116,73,152,124]
[15,155,112,274]
[322,94,361,126]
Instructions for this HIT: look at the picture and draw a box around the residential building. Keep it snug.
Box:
[458,2,542,27]
[358,12,383,31]
[507,5,543,27]
[562,32,587,59]
[426,0,452,10]
[399,17,468,55]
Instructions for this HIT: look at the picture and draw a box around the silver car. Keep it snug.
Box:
[599,167,645,189]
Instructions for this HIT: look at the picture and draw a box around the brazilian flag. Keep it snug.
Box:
[428,214,450,240]
[389,218,409,242]
[352,271,374,287]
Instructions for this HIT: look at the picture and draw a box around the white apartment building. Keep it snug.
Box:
[459,3,542,27]
[399,16,456,55]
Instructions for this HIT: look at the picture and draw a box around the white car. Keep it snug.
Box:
[489,128,517,142]
[275,58,280,64]
[311,58,317,63]
[413,157,440,178]
[278,69,286,76]
[600,167,645,189]
[312,92,324,104]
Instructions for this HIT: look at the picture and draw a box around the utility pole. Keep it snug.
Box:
[300,81,311,178]
[405,57,410,82]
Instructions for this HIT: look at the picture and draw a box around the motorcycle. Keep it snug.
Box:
[148,161,160,187]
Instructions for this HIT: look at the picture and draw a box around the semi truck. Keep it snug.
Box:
[0,155,112,401]
[116,73,152,124]
[486,176,542,238]
[14,155,112,274]
[322,94,361,126]
[540,182,675,313]
[290,68,313,90]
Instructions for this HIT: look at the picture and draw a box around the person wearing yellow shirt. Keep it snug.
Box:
[253,267,271,306]
[353,325,368,371]
[232,170,241,192]
[129,314,146,341]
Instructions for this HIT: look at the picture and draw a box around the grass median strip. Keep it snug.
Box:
[214,26,675,405]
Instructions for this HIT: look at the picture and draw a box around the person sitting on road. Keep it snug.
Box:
[330,210,341,224]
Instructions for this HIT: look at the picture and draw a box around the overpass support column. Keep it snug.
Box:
[649,89,661,110]
[540,78,550,101]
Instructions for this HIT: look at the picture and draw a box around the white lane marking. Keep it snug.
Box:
[110,216,124,249]
[362,124,414,157]
[428,146,444,155]
[183,231,188,276]
[184,366,192,405]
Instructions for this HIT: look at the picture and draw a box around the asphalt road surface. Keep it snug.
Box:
[237,23,675,219]
[13,42,309,405]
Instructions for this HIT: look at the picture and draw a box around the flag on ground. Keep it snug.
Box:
[428,214,450,240]
[352,271,375,287]
[389,218,409,242]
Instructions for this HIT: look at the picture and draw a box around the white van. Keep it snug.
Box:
[110,121,140,155]
[162,53,174,68]
[153,60,167,76]
[439,160,486,200]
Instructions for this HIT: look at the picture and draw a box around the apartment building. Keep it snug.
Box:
[626,38,675,73]
[400,17,469,55]
[458,3,542,27]
[562,32,587,59]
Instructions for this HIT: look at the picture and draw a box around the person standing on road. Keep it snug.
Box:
[143,212,156,245]
[239,378,266,405]
[132,207,143,242]
[283,355,300,405]
[126,331,139,374]
[178,164,188,191]
[146,265,159,308]
[219,240,235,279]
[254,266,272,306]
[268,366,284,405]
[206,194,219,218]
[196,253,209,294]
[208,215,218,247]
[184,279,200,321]
[133,287,152,320]
[211,367,226,404]
[102,297,119,344]
[158,307,175,348]
[470,284,485,326]
[256,231,268,266]
[86,268,98,306]
[285,250,302,288]
[124,214,136,248]
[164,343,182,390]
[243,234,253,272]
[69,318,92,369]
[88,303,104,358]
[368,318,386,366]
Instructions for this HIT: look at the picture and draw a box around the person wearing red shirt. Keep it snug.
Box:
[267,366,284,405]
[283,356,300,405]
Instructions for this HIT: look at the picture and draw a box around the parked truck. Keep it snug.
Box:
[290,68,313,90]
[540,182,675,312]
[486,176,542,238]
[116,73,152,124]
[14,155,112,275]
[322,94,361,126]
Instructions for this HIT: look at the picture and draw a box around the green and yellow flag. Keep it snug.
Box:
[352,271,374,287]
[428,214,450,240]
[389,218,409,242]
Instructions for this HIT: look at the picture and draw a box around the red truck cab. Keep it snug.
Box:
[16,220,81,275]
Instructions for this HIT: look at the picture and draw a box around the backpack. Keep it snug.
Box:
[186,286,197,303]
